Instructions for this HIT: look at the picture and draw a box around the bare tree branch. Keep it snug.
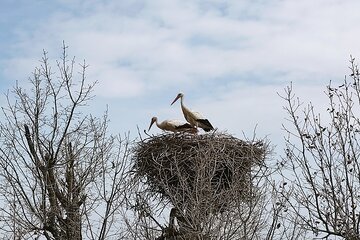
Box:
[278,58,360,239]
[0,44,128,240]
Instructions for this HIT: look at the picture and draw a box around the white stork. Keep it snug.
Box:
[148,116,198,133]
[171,93,214,132]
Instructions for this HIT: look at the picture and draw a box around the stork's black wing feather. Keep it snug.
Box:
[175,123,193,129]
[196,119,214,131]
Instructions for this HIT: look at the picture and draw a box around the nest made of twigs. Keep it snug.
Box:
[132,131,267,213]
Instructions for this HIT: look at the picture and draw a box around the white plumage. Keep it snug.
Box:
[148,116,197,133]
[171,92,214,132]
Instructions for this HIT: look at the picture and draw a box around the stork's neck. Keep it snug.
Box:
[155,119,162,129]
[180,95,189,112]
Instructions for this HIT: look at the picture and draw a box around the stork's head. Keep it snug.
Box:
[171,92,184,105]
[148,117,157,131]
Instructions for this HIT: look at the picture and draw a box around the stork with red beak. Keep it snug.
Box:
[171,93,214,132]
[148,116,198,133]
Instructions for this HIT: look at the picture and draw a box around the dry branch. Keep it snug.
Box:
[131,132,268,238]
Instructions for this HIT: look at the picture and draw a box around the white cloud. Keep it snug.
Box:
[90,66,145,97]
[1,0,359,140]
[5,1,359,94]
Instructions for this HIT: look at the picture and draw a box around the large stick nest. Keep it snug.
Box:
[132,132,267,213]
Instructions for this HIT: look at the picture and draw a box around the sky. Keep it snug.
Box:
[1,0,360,154]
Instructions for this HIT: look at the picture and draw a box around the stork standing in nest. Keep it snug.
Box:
[171,92,214,132]
[148,117,198,133]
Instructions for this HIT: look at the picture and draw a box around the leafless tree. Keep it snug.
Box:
[278,57,360,239]
[0,44,129,240]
